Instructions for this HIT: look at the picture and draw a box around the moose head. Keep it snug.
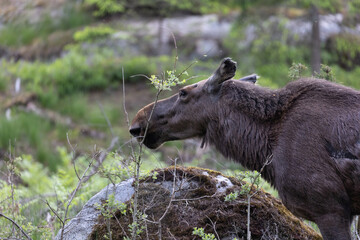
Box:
[129,58,255,149]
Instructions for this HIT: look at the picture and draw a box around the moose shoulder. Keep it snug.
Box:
[130,58,360,240]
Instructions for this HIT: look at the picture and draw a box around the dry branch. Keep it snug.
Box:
[0,212,32,240]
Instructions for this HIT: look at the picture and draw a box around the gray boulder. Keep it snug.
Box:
[55,179,134,240]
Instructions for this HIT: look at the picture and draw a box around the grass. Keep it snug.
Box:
[0,5,92,47]
[53,93,123,131]
[0,112,61,171]
[332,65,360,89]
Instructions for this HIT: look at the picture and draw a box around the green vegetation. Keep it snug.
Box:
[84,0,125,17]
[1,0,360,239]
[328,33,360,70]
[1,50,171,100]
[0,6,92,47]
[224,191,239,202]
[0,113,61,171]
[83,0,238,17]
[193,227,216,240]
[96,193,127,218]
[74,25,116,42]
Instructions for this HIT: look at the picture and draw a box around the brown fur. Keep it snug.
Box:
[130,58,360,240]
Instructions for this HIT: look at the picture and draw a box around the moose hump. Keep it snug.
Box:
[130,58,360,239]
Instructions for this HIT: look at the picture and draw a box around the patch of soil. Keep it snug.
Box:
[89,167,321,239]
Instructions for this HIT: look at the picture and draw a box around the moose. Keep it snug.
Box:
[130,58,360,240]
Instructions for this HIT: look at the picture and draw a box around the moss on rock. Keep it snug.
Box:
[89,167,321,240]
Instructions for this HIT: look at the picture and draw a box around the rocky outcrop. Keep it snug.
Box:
[2,4,360,61]
[56,167,321,240]
[55,179,134,240]
[242,13,360,48]
[103,13,360,59]
[100,14,235,59]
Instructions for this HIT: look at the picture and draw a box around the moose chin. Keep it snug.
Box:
[130,57,360,240]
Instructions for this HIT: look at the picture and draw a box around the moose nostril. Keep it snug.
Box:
[129,126,142,137]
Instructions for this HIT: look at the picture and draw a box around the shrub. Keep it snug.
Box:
[83,0,235,17]
[327,33,360,70]
[84,0,125,17]
[288,63,309,81]
[192,227,216,240]
[50,50,111,96]
[74,25,115,42]
[7,50,112,97]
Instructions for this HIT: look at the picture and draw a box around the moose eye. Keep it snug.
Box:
[179,90,187,98]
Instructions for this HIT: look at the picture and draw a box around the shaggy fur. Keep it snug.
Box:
[130,58,360,240]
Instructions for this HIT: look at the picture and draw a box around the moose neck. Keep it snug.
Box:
[205,81,280,184]
[206,114,275,183]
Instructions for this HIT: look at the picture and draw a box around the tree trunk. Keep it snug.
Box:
[310,4,321,74]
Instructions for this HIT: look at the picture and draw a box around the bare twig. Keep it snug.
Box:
[247,194,251,240]
[42,136,107,240]
[131,88,162,239]
[249,155,273,198]
[176,60,198,79]
[206,216,220,240]
[81,136,119,185]
[157,159,177,240]
[120,65,142,240]
[97,102,116,139]
[60,155,95,240]
[7,141,17,236]
[66,133,80,181]
[129,74,152,80]
[171,193,218,202]
[0,213,32,240]
[106,218,112,240]
[122,67,132,131]
[169,31,178,71]
[44,200,64,226]
[246,155,273,240]
[112,213,129,239]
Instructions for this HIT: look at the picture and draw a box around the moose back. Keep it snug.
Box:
[130,58,360,240]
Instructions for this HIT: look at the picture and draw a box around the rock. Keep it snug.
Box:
[77,14,235,59]
[55,179,134,240]
[195,39,221,58]
[240,13,360,49]
[285,13,343,42]
[56,167,321,240]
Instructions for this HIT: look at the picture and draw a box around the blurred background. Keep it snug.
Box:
[1,0,360,238]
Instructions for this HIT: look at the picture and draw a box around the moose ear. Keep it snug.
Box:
[239,74,259,84]
[205,57,237,93]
